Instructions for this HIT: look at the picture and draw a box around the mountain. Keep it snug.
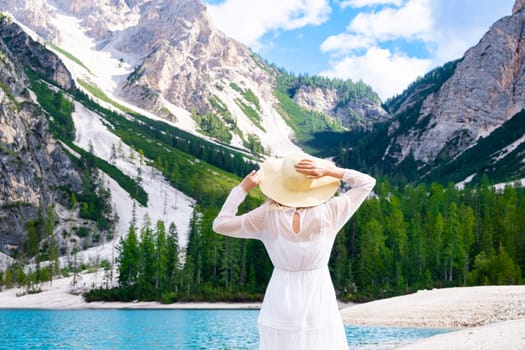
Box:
[328,0,525,185]
[0,0,387,157]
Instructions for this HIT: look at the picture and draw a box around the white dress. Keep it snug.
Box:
[213,169,376,350]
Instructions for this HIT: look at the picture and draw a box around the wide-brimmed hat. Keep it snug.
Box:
[259,153,340,207]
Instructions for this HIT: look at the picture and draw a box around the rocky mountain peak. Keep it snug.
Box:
[110,0,209,54]
[513,0,525,14]
[385,3,525,166]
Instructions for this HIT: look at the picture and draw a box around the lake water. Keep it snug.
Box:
[0,309,450,349]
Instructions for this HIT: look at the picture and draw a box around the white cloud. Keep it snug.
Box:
[339,0,403,9]
[347,0,434,41]
[321,0,515,98]
[205,0,515,100]
[320,33,375,53]
[320,0,435,98]
[320,47,433,100]
[206,0,331,49]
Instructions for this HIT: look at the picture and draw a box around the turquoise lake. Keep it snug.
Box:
[0,309,449,349]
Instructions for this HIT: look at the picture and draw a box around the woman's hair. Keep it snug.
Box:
[266,198,291,210]
[266,198,310,211]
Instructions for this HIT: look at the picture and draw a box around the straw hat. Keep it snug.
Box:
[259,153,340,207]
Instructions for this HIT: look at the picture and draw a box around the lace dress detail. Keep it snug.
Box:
[213,169,375,350]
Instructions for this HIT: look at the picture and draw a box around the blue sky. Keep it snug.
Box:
[202,0,515,100]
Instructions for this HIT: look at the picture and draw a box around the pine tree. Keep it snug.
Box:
[356,218,388,296]
[247,263,257,293]
[154,220,168,290]
[498,186,518,259]
[443,202,461,282]
[117,224,140,288]
[478,175,495,254]
[186,209,203,289]
[385,195,407,290]
[139,219,156,297]
[459,205,475,285]
[330,228,350,295]
[47,234,59,286]
[429,212,444,279]
[118,140,124,158]
[110,143,117,163]
[166,222,180,292]
[25,220,39,258]
[70,192,78,209]
[493,244,521,284]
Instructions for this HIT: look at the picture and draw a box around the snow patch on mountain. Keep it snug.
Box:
[0,252,13,271]
[50,10,136,95]
[491,134,525,162]
[69,101,194,264]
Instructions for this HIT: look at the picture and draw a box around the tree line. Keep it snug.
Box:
[335,175,524,300]
[83,174,524,303]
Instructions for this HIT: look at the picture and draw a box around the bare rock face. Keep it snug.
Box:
[293,85,390,129]
[0,0,59,40]
[116,0,275,116]
[0,17,82,253]
[0,17,74,90]
[513,0,525,14]
[386,6,525,164]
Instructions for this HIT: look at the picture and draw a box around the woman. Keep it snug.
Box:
[213,153,375,349]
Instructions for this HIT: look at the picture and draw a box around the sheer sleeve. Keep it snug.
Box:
[212,185,266,240]
[324,169,376,234]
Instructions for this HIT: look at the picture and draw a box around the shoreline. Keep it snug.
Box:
[394,318,525,350]
[1,273,523,321]
[340,285,525,329]
[0,302,262,310]
[0,271,262,310]
[341,285,525,350]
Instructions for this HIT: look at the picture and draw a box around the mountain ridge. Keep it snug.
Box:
[331,0,525,185]
[1,0,388,157]
[411,10,525,162]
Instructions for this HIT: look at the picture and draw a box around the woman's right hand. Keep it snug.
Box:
[295,159,345,180]
[240,169,263,192]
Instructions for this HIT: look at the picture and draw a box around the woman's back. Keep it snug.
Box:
[258,202,338,272]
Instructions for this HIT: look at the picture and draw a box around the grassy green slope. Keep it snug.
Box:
[72,85,264,207]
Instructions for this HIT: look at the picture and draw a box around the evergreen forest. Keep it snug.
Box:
[83,175,524,303]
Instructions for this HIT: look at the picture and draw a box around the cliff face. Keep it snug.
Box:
[117,0,267,115]
[0,16,74,90]
[0,16,82,253]
[292,85,389,129]
[513,0,525,14]
[384,3,525,165]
